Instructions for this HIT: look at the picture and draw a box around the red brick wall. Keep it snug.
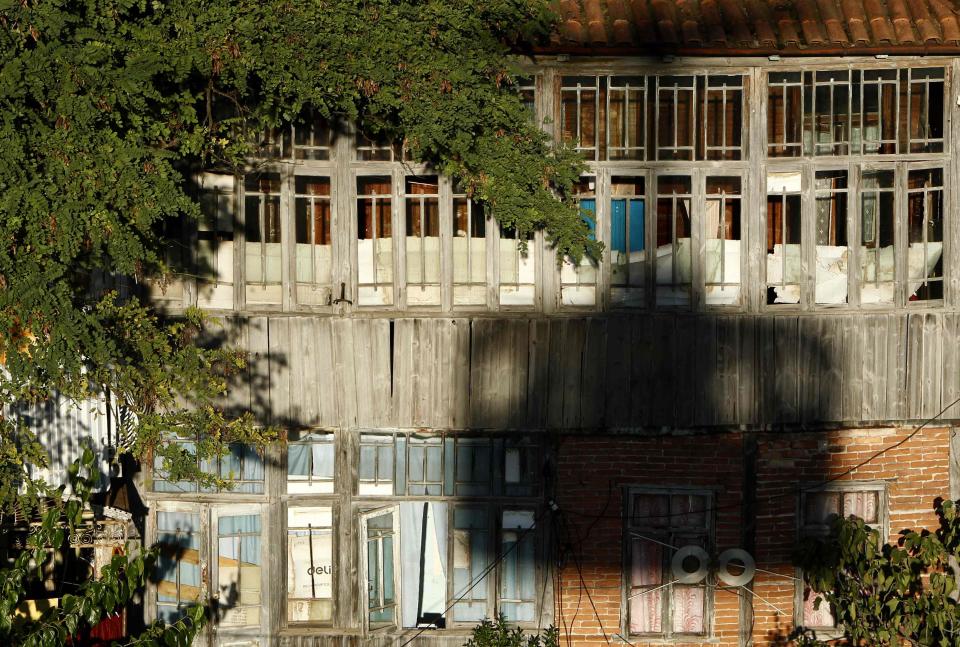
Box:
[554,427,951,647]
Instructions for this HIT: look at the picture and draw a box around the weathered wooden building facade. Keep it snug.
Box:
[132,1,960,646]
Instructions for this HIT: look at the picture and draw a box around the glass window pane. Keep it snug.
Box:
[405,177,441,306]
[766,172,803,305]
[907,168,944,301]
[357,177,394,306]
[814,171,849,305]
[705,177,742,305]
[860,170,896,304]
[655,176,692,305]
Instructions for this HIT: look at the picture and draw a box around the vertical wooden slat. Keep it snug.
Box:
[906,312,925,419]
[941,313,960,418]
[798,316,821,423]
[819,316,843,422]
[651,315,675,426]
[629,315,653,426]
[561,319,587,429]
[247,316,272,425]
[580,318,607,429]
[773,316,799,423]
[737,316,758,425]
[526,319,551,428]
[694,315,718,426]
[331,318,359,429]
[604,316,632,427]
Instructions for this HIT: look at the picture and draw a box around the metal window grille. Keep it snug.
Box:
[703,75,743,161]
[560,76,600,160]
[607,76,646,160]
[704,176,742,304]
[655,175,693,305]
[906,168,945,301]
[295,176,332,288]
[655,76,696,160]
[404,177,441,304]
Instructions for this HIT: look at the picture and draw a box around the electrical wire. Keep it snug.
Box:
[392,506,547,647]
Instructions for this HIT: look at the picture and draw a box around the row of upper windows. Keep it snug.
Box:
[151,479,883,637]
[151,431,542,498]
[152,162,946,312]
[560,67,945,160]
[240,66,945,164]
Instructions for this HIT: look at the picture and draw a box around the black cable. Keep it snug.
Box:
[392,506,547,647]
[558,509,611,647]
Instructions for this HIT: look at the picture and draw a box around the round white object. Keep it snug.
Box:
[670,545,709,584]
[716,548,756,586]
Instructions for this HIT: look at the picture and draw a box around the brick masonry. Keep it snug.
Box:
[554,427,952,647]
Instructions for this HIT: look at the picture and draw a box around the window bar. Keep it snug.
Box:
[259,191,267,283]
[672,81,679,153]
[780,188,787,293]
[671,193,678,286]
[419,193,426,290]
[372,193,379,292]
[719,190,727,285]
[654,78,660,160]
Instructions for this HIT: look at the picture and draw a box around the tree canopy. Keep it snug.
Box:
[0,0,589,501]
[0,0,585,643]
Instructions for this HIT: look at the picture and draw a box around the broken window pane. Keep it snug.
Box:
[287,507,334,623]
[860,170,896,304]
[766,172,803,305]
[655,175,692,305]
[607,76,646,160]
[452,507,490,622]
[244,174,282,305]
[156,512,202,623]
[499,226,536,306]
[702,75,742,160]
[356,176,394,306]
[500,510,536,622]
[907,168,944,301]
[400,502,448,628]
[610,176,646,307]
[814,171,849,305]
[561,76,600,160]
[656,76,695,160]
[288,431,335,494]
[704,177,742,306]
[295,176,333,306]
[812,70,851,155]
[454,438,492,496]
[407,436,443,496]
[365,510,397,628]
[197,173,235,309]
[860,70,898,154]
[359,435,395,495]
[560,177,599,307]
[453,184,487,307]
[907,68,944,153]
[405,176,441,307]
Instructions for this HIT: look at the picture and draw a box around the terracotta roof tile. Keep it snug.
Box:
[840,0,872,45]
[606,0,636,44]
[930,0,960,41]
[699,0,726,45]
[542,0,960,53]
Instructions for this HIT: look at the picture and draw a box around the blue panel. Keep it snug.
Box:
[580,199,597,241]
[629,200,645,251]
[611,200,626,253]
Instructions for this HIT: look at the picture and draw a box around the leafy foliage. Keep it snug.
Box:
[794,498,960,646]
[0,0,588,508]
[0,450,206,647]
[465,616,559,647]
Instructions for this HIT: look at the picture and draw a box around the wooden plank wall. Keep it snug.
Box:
[224,312,960,430]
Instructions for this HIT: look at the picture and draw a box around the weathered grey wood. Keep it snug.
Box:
[331,318,360,429]
[580,318,607,429]
[771,317,798,423]
[694,315,718,426]
[716,316,739,425]
[907,313,926,420]
[526,319,551,428]
[737,316,758,425]
[941,313,960,419]
[922,313,944,419]
[650,316,674,427]
[247,316,272,424]
[819,316,843,422]
[560,318,586,429]
[798,316,821,423]
[603,317,628,427]
[629,315,653,426]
